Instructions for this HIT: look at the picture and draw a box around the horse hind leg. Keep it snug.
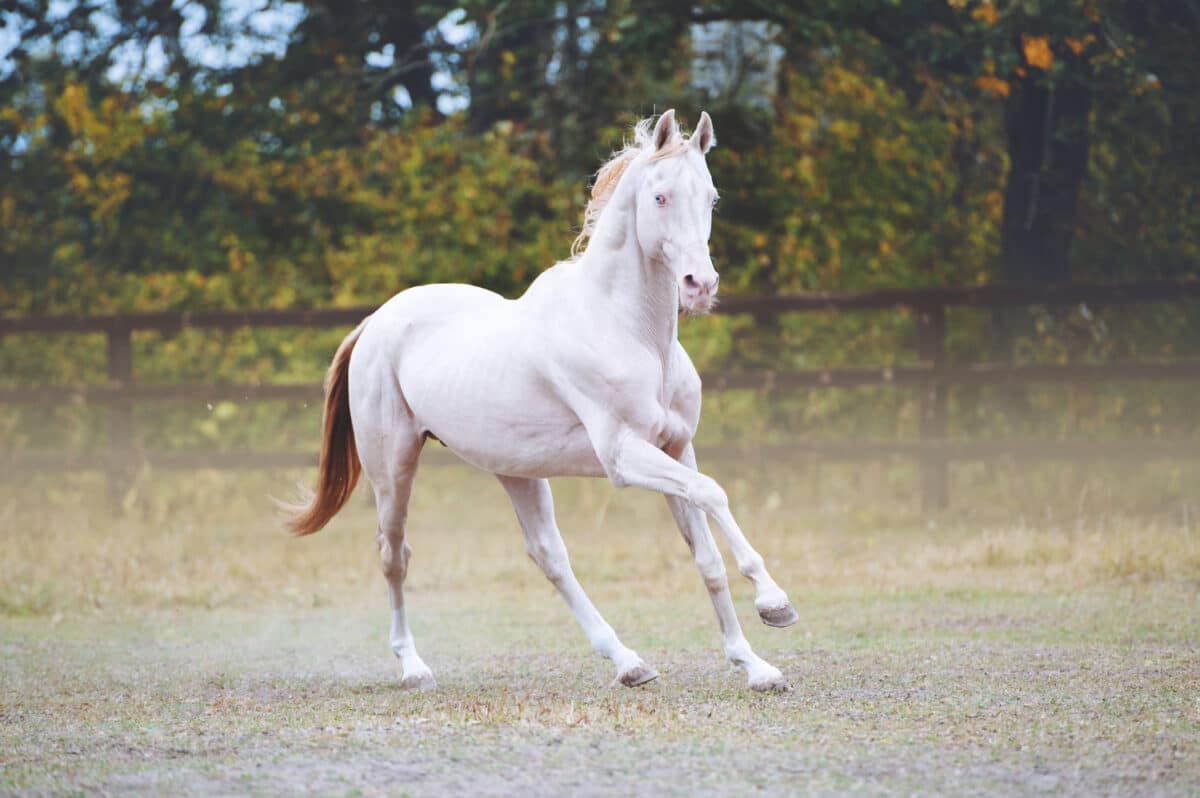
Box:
[356,412,433,688]
[348,320,436,687]
[375,469,435,690]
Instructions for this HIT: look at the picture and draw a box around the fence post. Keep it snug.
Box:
[916,302,948,511]
[106,324,135,510]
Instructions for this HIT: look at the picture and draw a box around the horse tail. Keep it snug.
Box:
[282,318,367,536]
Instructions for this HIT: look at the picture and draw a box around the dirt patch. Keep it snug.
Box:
[2,590,1197,796]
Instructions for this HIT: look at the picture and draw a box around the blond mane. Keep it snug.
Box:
[571,116,692,257]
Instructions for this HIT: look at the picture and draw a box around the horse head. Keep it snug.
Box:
[634,109,721,315]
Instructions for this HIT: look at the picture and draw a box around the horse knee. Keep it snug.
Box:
[525,538,569,583]
[696,554,728,594]
[688,474,728,515]
[737,552,766,580]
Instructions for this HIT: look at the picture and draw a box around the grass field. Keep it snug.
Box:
[2,460,1198,795]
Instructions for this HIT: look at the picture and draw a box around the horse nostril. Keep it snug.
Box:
[683,274,698,289]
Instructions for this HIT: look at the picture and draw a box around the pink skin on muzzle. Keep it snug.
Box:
[664,240,720,314]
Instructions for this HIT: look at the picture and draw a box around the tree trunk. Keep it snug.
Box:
[384,3,439,111]
[999,74,1091,285]
[993,61,1092,355]
[466,5,553,133]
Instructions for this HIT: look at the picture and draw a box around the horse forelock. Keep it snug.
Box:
[571,115,693,257]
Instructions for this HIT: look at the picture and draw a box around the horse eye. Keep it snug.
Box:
[711,197,720,208]
[654,193,667,207]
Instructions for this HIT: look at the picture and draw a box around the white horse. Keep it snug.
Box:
[285,110,796,692]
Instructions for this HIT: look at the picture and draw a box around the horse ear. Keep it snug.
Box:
[691,111,716,154]
[653,109,679,151]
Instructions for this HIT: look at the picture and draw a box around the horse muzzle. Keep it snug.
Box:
[679,269,719,315]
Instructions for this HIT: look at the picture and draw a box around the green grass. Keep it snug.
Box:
[1,461,1198,795]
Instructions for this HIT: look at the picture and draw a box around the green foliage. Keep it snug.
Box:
[0,81,582,313]
[709,61,1003,294]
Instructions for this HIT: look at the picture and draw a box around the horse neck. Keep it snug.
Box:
[579,184,678,359]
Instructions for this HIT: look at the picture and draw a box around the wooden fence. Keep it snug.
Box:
[3,280,1199,511]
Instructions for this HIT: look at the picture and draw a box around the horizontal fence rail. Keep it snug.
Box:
[3,280,1199,511]
[4,361,1200,406]
[0,307,372,335]
[714,279,1200,314]
[4,279,1200,336]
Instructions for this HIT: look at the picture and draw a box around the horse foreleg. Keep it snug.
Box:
[606,435,798,629]
[497,475,657,687]
[664,488,789,692]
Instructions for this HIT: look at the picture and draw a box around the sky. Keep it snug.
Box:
[1,3,758,116]
[1,0,476,114]
[0,0,304,81]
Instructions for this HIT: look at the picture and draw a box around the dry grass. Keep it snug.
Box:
[1,460,1198,795]
[1,461,1196,615]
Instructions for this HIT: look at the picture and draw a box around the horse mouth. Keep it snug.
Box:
[681,295,717,316]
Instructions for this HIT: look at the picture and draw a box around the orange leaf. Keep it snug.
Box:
[971,3,999,25]
[1022,34,1055,70]
[975,75,1011,98]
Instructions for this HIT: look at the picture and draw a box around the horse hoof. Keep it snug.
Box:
[758,603,799,628]
[400,670,437,691]
[615,663,659,688]
[749,669,791,693]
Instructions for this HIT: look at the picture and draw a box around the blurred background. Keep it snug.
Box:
[1,0,1198,583]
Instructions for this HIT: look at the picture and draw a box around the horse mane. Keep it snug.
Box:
[571,116,691,257]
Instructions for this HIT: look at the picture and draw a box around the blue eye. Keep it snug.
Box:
[654,193,667,207]
[711,196,720,207]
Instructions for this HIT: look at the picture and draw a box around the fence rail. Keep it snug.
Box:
[3,280,1199,511]
[4,279,1198,336]
[5,360,1200,406]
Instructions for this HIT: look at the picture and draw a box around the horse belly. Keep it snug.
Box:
[399,336,605,479]
[457,417,605,479]
[428,401,605,478]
